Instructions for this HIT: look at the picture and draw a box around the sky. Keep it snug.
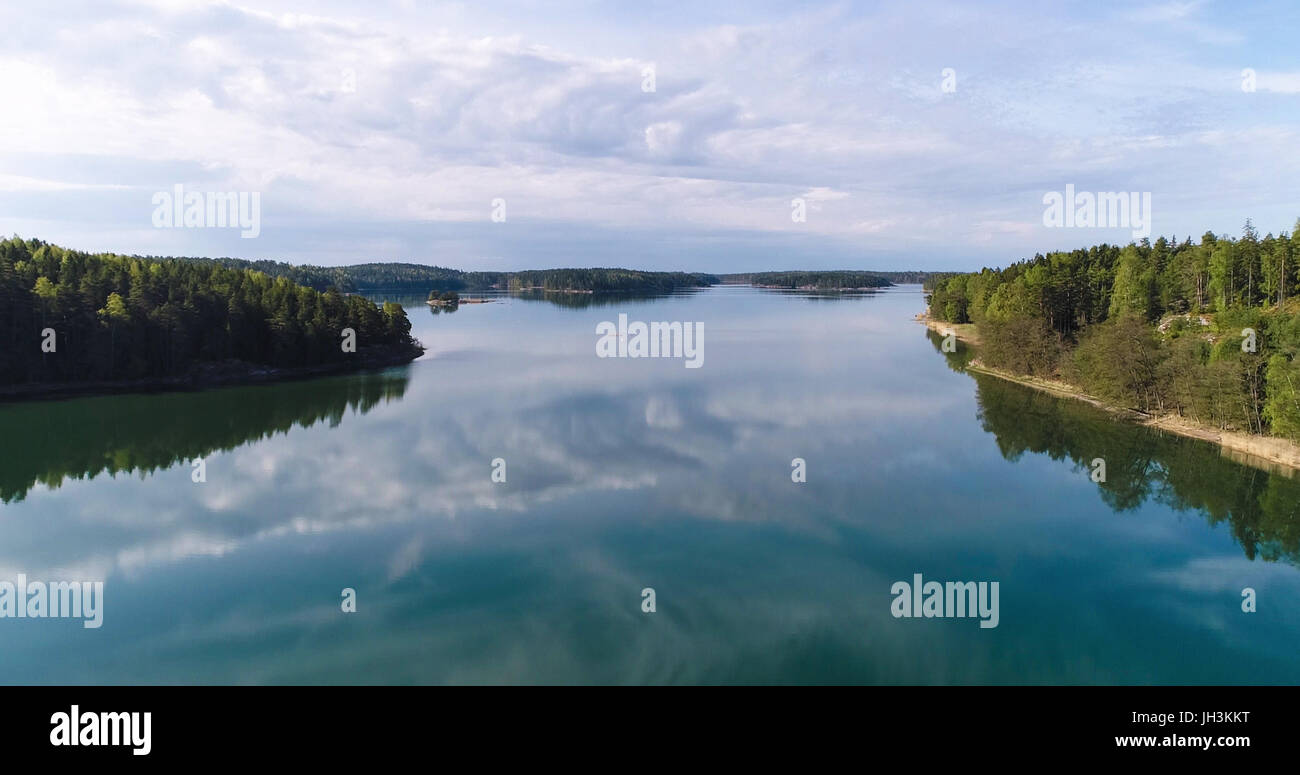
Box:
[0,0,1298,272]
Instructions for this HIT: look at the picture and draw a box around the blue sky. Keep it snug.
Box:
[1,0,1298,272]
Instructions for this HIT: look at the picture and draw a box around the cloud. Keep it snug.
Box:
[0,0,1296,271]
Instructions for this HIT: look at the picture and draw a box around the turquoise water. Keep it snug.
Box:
[1,285,1296,684]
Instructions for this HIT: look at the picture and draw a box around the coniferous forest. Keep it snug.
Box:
[184,258,718,294]
[506,268,718,292]
[0,237,421,390]
[719,270,933,286]
[925,221,1300,441]
[745,271,893,290]
[185,257,506,293]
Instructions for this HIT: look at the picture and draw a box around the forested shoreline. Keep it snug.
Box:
[0,237,422,395]
[76,247,935,296]
[925,221,1300,445]
[182,256,717,294]
[181,257,503,293]
[742,271,892,290]
[505,268,717,292]
[720,270,933,287]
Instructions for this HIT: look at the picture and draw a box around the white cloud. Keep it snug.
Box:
[0,0,1294,270]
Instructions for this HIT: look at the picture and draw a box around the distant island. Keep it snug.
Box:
[719,270,935,288]
[427,290,462,307]
[923,221,1300,470]
[426,290,492,307]
[505,269,718,293]
[733,271,892,290]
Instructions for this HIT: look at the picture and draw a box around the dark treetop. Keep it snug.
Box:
[925,221,1300,442]
[0,237,421,390]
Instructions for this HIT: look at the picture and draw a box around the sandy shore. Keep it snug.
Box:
[918,314,1300,477]
[916,313,982,345]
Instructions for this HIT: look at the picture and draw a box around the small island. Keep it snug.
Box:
[734,271,893,290]
[427,290,461,306]
[427,290,495,307]
[505,268,718,293]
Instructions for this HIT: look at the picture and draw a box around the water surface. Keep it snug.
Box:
[1,285,1297,684]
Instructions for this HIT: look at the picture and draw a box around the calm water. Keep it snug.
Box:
[2,285,1298,684]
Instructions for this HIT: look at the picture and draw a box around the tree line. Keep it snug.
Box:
[745,271,893,289]
[0,237,420,388]
[722,270,934,286]
[926,221,1300,440]
[506,269,718,292]
[185,257,721,294]
[180,257,504,293]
